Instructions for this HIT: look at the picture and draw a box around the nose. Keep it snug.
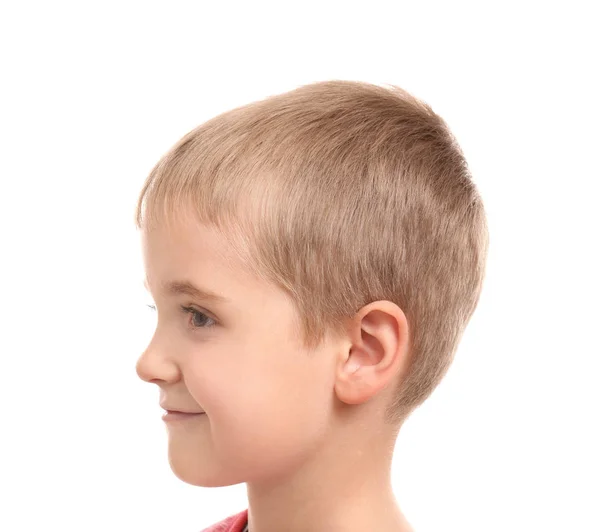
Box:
[135,332,180,384]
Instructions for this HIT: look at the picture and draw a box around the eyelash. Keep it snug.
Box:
[146,304,217,330]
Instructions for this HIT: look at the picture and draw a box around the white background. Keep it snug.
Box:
[1,2,598,531]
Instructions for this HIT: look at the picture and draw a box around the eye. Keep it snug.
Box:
[180,305,217,330]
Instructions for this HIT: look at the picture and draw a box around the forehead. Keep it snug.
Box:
[141,218,257,299]
[142,218,234,265]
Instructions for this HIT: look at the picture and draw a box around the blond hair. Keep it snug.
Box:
[135,80,489,425]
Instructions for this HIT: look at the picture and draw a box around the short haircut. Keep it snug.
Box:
[135,80,489,425]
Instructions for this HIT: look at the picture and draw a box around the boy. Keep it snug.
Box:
[135,80,488,532]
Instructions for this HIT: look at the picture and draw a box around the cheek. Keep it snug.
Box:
[181,332,335,481]
[212,356,333,478]
[210,395,330,484]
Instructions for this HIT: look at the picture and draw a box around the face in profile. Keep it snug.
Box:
[136,215,340,487]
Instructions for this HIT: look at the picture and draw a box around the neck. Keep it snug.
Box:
[245,421,413,532]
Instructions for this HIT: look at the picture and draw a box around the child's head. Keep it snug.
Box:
[135,80,488,489]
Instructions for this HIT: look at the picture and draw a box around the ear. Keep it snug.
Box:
[334,300,410,406]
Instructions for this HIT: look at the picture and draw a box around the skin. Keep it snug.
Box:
[136,214,415,532]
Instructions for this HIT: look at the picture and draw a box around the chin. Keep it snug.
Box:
[167,451,245,488]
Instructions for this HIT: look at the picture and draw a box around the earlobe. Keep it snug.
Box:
[335,354,371,406]
[335,344,384,406]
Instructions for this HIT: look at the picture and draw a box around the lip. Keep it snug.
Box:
[162,410,205,422]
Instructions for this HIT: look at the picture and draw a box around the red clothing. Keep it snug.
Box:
[201,509,248,532]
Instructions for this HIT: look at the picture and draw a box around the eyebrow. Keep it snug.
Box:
[144,278,230,304]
